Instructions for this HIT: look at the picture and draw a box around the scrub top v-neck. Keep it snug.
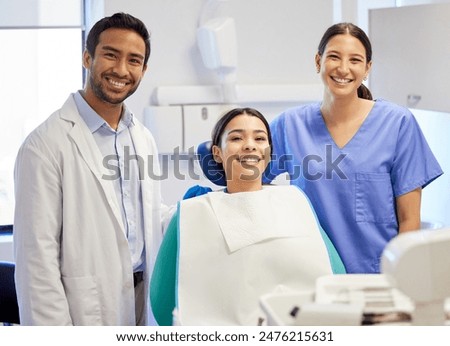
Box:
[319,102,375,151]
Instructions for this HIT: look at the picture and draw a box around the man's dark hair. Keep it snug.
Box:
[85,12,151,66]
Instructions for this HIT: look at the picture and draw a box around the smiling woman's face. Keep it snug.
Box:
[212,114,271,187]
[316,33,371,98]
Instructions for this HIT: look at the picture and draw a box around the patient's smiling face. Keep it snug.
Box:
[213,114,271,192]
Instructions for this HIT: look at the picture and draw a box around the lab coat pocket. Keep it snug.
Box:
[355,172,395,223]
[62,275,101,325]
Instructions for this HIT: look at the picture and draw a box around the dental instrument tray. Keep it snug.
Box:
[260,274,416,326]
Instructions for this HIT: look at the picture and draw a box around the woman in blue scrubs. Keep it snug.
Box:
[267,23,443,274]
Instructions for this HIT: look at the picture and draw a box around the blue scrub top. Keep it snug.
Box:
[266,99,443,273]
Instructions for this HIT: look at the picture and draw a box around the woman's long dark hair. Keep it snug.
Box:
[317,22,373,100]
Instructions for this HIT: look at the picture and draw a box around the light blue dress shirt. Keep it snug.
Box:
[74,91,145,272]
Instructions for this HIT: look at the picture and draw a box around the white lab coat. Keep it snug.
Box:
[14,94,165,325]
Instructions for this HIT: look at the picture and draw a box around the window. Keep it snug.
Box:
[0,26,83,225]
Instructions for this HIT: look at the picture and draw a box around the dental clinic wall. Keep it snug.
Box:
[97,0,450,227]
[102,0,333,122]
[100,0,335,204]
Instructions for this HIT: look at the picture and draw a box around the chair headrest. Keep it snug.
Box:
[197,141,227,186]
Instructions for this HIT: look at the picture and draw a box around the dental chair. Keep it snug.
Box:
[152,140,344,326]
[0,261,20,325]
[196,141,227,186]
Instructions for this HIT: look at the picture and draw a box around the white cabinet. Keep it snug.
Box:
[369,3,450,112]
[144,104,236,154]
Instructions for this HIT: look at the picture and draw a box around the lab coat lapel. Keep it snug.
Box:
[60,96,125,233]
[129,122,154,221]
[130,121,162,194]
[128,123,147,181]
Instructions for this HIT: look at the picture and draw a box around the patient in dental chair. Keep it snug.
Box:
[150,107,345,326]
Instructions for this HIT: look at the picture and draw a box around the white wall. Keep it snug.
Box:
[102,0,334,122]
[97,1,450,218]
[98,0,335,203]
[96,0,450,120]
[414,109,450,227]
[397,0,450,5]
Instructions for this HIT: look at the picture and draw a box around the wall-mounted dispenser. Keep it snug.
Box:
[197,17,237,70]
[197,17,238,103]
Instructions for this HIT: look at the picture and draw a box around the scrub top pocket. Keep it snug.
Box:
[355,172,395,224]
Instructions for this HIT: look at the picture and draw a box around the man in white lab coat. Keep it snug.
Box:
[14,13,167,325]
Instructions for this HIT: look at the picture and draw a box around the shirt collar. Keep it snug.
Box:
[74,90,135,133]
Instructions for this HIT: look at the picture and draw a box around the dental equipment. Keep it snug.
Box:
[381,227,450,325]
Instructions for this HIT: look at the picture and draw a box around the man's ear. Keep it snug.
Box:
[212,145,223,163]
[83,50,92,69]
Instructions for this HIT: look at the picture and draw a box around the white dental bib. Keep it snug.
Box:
[175,185,332,325]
